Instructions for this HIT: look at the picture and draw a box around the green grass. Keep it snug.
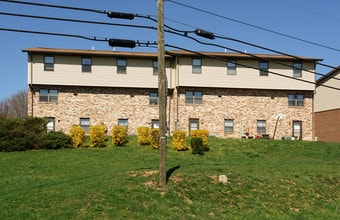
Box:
[0,137,339,219]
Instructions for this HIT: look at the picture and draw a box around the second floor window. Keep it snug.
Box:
[293,62,302,77]
[185,91,202,104]
[227,61,236,75]
[44,56,54,71]
[153,60,158,75]
[259,61,269,76]
[39,89,58,102]
[81,57,92,72]
[149,92,158,105]
[192,58,202,73]
[288,94,304,106]
[117,59,127,74]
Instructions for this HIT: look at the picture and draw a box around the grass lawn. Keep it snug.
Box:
[0,137,339,219]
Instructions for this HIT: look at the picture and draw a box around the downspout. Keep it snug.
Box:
[29,52,34,117]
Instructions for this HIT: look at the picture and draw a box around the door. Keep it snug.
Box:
[292,121,302,140]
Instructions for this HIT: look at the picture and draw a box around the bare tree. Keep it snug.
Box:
[1,90,28,118]
[0,100,9,118]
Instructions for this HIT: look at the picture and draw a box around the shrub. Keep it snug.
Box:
[172,130,188,151]
[190,129,209,151]
[43,131,73,150]
[112,125,126,146]
[191,137,204,155]
[89,125,106,147]
[69,125,86,148]
[150,128,160,149]
[0,117,47,152]
[137,126,151,145]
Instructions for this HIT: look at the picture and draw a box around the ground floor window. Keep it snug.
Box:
[118,119,128,133]
[257,120,266,133]
[224,119,234,132]
[151,119,159,129]
[189,118,199,134]
[293,120,302,140]
[80,118,90,132]
[46,117,55,132]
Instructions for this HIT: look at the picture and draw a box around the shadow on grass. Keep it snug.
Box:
[166,165,181,183]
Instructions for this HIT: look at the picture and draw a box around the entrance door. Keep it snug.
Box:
[292,121,302,140]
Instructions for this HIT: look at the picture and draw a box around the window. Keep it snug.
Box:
[46,117,55,132]
[224,119,234,132]
[153,60,158,75]
[39,89,58,102]
[192,58,202,73]
[293,121,302,140]
[44,56,54,71]
[257,120,266,133]
[185,91,202,104]
[149,92,158,105]
[288,94,304,106]
[189,118,199,133]
[151,119,159,129]
[227,61,236,75]
[80,118,90,132]
[293,62,302,77]
[118,119,128,133]
[81,57,92,72]
[117,59,127,74]
[259,61,269,76]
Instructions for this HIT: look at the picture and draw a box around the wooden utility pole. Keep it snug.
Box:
[157,0,167,189]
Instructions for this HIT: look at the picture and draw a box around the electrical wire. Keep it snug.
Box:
[167,0,340,53]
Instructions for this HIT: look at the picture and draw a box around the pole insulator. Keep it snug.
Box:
[195,28,215,40]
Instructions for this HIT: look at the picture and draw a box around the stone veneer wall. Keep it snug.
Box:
[28,86,161,135]
[28,86,314,140]
[170,87,314,140]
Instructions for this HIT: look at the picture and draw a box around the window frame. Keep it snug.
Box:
[149,92,158,105]
[80,118,90,133]
[81,57,92,73]
[44,55,54,71]
[259,61,269,76]
[224,119,234,132]
[257,120,266,134]
[288,94,304,106]
[39,89,58,102]
[192,58,202,74]
[153,60,158,75]
[117,58,127,74]
[185,91,202,104]
[227,60,237,75]
[293,62,302,77]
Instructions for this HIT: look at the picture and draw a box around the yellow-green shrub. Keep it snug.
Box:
[172,130,188,151]
[150,128,160,149]
[112,125,126,146]
[69,125,86,148]
[137,126,151,145]
[190,129,209,150]
[89,125,106,147]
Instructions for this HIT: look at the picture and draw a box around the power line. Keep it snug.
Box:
[1,10,338,81]
[166,0,340,53]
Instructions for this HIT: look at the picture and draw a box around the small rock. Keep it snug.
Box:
[219,175,228,184]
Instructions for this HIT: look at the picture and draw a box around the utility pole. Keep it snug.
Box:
[157,0,167,189]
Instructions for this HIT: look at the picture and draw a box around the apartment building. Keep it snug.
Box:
[314,66,340,142]
[23,47,320,140]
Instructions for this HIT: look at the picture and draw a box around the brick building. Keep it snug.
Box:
[314,66,340,142]
[23,47,320,140]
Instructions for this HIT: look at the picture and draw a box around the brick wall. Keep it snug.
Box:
[315,108,340,142]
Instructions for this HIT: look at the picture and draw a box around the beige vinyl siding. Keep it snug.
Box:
[177,57,315,91]
[28,55,173,88]
[315,70,340,112]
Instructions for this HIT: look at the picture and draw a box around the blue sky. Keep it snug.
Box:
[0,0,339,100]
